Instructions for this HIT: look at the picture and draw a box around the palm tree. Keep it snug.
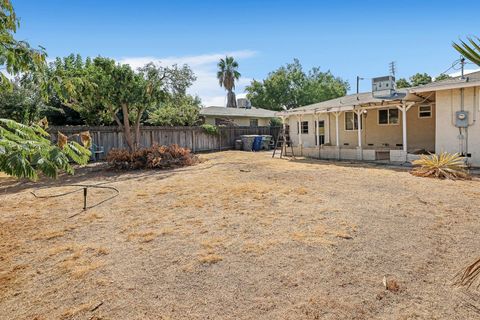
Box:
[453,36,480,66]
[217,56,241,108]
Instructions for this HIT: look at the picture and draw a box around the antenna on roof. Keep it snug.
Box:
[389,61,396,77]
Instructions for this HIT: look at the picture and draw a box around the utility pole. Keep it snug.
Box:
[356,76,364,94]
[460,57,466,79]
[389,61,396,77]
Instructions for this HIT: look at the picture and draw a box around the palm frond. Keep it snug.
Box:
[453,36,480,66]
[454,257,480,289]
[411,152,469,180]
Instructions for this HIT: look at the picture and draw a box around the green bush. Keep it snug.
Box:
[201,124,219,135]
[269,117,282,127]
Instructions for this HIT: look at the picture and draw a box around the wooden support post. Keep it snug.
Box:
[353,109,363,161]
[333,112,340,147]
[314,112,320,158]
[397,103,413,155]
[298,115,303,156]
[356,109,362,149]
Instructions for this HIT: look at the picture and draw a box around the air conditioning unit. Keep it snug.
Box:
[237,98,252,109]
[372,76,396,98]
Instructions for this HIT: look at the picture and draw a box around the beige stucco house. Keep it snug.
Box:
[277,71,480,166]
[200,106,276,127]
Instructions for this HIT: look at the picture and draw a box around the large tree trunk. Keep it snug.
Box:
[133,109,144,151]
[121,103,135,152]
[226,90,237,108]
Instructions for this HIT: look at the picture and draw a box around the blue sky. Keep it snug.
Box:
[12,0,480,106]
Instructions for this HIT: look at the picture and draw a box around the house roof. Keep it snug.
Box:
[277,71,480,116]
[200,106,276,118]
[278,90,415,116]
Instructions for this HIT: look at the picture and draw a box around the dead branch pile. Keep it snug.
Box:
[106,144,199,170]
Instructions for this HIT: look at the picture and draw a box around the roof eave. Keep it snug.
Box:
[409,80,480,93]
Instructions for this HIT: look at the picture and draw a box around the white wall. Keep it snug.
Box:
[287,114,331,148]
[435,87,480,166]
[287,106,435,152]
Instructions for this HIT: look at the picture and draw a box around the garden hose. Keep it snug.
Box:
[31,184,119,211]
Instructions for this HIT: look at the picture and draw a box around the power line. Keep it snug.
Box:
[438,59,462,75]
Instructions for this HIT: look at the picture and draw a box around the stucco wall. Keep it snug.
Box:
[435,87,480,166]
[287,105,435,152]
[204,116,271,126]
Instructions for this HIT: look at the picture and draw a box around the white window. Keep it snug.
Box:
[378,108,399,125]
[300,121,308,134]
[345,112,361,130]
[249,119,258,127]
[418,105,432,118]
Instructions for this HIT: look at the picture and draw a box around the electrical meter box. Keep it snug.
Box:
[455,111,469,128]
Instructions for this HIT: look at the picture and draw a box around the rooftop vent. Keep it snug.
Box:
[372,76,396,98]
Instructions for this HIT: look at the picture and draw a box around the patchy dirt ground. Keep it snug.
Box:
[1,151,479,319]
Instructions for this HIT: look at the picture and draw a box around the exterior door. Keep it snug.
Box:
[316,120,325,145]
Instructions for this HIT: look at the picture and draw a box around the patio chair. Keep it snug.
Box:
[90,143,105,161]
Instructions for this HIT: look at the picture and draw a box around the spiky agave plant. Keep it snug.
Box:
[455,257,480,289]
[0,118,91,180]
[410,152,469,180]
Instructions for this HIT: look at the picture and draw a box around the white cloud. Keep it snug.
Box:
[117,50,257,107]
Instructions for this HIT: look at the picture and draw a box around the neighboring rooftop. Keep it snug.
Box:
[200,106,276,118]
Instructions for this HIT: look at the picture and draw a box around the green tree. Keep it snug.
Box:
[410,73,432,87]
[0,78,57,124]
[51,56,196,151]
[246,59,349,111]
[396,78,411,89]
[147,94,201,126]
[0,0,46,90]
[44,54,111,125]
[217,56,241,108]
[0,118,90,180]
[453,36,480,66]
[434,73,451,82]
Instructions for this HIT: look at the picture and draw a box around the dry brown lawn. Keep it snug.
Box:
[0,151,479,319]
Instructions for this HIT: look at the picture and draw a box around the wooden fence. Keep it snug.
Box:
[49,125,281,159]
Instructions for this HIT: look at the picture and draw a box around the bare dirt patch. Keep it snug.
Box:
[0,151,479,319]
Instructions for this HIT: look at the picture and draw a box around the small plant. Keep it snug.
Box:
[201,124,219,135]
[410,152,469,180]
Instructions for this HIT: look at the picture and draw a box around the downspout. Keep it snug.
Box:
[465,86,478,161]
[461,88,465,157]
